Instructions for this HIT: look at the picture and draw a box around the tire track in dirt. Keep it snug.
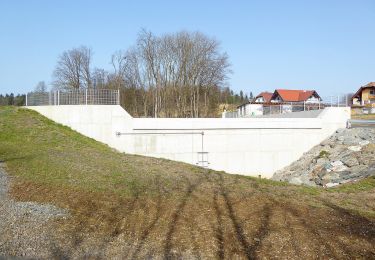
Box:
[212,190,225,259]
[283,203,352,259]
[163,174,206,259]
[282,208,303,258]
[130,190,163,259]
[216,173,273,260]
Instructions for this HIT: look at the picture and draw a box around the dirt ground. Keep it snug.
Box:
[10,172,375,259]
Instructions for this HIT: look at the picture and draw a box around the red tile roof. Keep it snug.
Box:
[255,92,273,102]
[272,89,320,102]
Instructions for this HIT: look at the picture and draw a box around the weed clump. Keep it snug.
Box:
[318,150,330,159]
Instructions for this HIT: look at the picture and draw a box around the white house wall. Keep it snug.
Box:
[28,105,350,178]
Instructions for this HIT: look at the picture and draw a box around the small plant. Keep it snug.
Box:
[318,150,330,159]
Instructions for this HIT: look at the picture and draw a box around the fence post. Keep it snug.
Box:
[303,101,306,111]
[85,89,88,105]
[57,90,60,106]
[222,109,226,118]
[25,93,28,106]
[117,89,120,105]
[337,95,339,107]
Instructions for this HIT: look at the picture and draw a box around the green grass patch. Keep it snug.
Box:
[298,185,322,195]
[327,176,375,193]
[0,107,164,196]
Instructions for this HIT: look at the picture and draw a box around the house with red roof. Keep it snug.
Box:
[270,89,321,103]
[233,88,322,118]
[254,92,273,103]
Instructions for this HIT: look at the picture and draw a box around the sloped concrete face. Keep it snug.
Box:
[27,105,350,178]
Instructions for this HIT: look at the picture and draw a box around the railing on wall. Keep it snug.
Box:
[223,95,351,118]
[26,89,120,106]
[262,102,324,115]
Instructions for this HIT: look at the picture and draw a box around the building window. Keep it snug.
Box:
[370,90,375,95]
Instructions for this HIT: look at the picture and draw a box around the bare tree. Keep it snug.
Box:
[120,30,231,117]
[110,50,127,89]
[48,32,241,117]
[53,46,93,89]
[136,29,161,117]
[34,81,47,92]
[92,68,108,88]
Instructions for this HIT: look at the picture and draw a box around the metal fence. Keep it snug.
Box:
[222,111,239,118]
[26,89,120,106]
[223,95,350,118]
[321,95,350,107]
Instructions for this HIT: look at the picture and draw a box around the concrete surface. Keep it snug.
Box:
[27,105,350,178]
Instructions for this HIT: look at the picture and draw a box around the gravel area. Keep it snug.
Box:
[0,163,69,258]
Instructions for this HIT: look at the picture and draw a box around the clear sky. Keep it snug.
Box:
[1,0,374,97]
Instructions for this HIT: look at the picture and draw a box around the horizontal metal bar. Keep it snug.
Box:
[132,127,322,131]
[116,131,204,136]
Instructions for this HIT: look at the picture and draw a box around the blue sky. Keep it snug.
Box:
[0,0,374,97]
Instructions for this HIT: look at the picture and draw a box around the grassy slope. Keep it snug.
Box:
[1,106,375,259]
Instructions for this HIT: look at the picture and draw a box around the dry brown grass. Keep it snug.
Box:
[352,113,375,120]
[11,173,375,259]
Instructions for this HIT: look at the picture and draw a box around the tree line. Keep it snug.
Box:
[0,94,25,106]
[50,30,250,117]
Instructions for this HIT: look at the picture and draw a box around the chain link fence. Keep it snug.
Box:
[26,89,120,106]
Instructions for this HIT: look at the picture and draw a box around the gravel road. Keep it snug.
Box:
[0,163,68,258]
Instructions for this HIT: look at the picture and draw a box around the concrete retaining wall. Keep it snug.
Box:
[28,105,350,178]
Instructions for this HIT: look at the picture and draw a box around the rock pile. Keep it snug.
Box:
[272,128,375,187]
